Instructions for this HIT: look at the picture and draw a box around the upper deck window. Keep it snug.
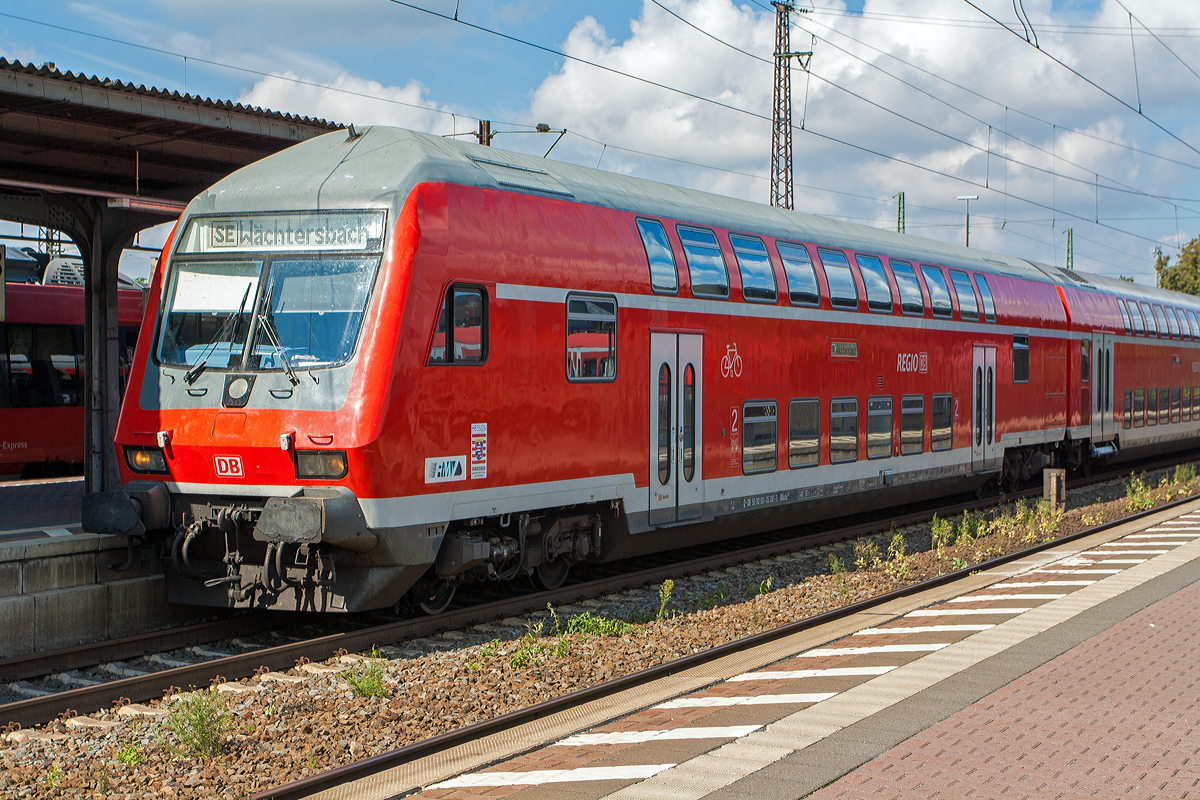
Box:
[1142,302,1158,337]
[817,249,858,310]
[677,227,730,299]
[949,270,978,321]
[890,262,924,316]
[1153,305,1169,338]
[855,255,893,314]
[1189,310,1200,339]
[1118,299,1132,334]
[729,234,778,303]
[776,242,820,307]
[1130,300,1145,335]
[974,275,996,322]
[922,267,953,319]
[636,219,679,295]
[565,294,616,381]
[1166,307,1182,339]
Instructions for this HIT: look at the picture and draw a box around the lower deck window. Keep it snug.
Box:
[1160,386,1170,425]
[1172,387,1182,423]
[1194,386,1200,420]
[931,394,953,451]
[1134,388,1145,427]
[1124,388,1132,429]
[429,284,487,364]
[6,325,80,408]
[565,294,617,381]
[742,402,778,474]
[900,395,924,455]
[1184,388,1191,424]
[788,399,820,468]
[1147,388,1157,426]
[830,398,859,463]
[867,397,892,459]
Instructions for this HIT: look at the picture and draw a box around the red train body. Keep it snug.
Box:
[1,279,142,478]
[93,127,1200,613]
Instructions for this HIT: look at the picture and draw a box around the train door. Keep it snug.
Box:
[1091,332,1114,441]
[649,333,703,526]
[971,345,997,472]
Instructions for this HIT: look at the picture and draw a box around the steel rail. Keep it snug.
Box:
[2,449,1195,730]
[253,491,1200,800]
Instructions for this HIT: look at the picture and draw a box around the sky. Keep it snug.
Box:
[2,0,1198,284]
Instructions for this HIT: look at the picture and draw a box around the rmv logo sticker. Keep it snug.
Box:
[214,455,244,478]
[425,456,466,484]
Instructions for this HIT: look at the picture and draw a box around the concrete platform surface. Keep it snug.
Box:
[0,477,83,543]
[349,500,1200,800]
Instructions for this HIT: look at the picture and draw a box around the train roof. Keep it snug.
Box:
[185,126,1193,309]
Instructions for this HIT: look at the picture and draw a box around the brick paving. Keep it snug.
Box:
[809,574,1200,799]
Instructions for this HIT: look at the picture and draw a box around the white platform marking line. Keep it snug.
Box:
[1085,559,1146,564]
[597,531,1200,800]
[729,666,897,681]
[43,528,73,538]
[557,726,762,746]
[1098,542,1184,547]
[852,624,993,635]
[1125,533,1200,538]
[906,608,1030,617]
[431,764,676,788]
[1083,550,1168,555]
[653,693,837,709]
[799,643,951,657]
[995,580,1096,587]
[950,594,1065,601]
[1030,569,1123,574]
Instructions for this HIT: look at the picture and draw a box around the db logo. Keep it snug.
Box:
[214,455,244,478]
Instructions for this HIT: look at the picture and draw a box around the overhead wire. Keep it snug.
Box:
[1113,0,1200,85]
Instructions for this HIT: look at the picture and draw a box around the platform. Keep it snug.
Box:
[320,499,1200,800]
[0,477,84,543]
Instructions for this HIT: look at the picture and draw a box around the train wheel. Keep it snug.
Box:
[534,558,570,591]
[413,574,456,615]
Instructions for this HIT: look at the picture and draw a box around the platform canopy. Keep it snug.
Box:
[0,59,345,493]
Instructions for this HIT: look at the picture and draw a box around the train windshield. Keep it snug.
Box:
[157,261,261,369]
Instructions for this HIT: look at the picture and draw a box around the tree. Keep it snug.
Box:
[1156,236,1200,296]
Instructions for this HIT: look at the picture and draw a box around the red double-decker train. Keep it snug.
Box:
[2,254,143,479]
[90,126,1200,614]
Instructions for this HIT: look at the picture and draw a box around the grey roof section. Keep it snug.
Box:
[188,126,1193,310]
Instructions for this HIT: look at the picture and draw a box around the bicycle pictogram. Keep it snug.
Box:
[720,344,743,378]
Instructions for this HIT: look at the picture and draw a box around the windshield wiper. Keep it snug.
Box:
[184,283,252,386]
[255,307,301,386]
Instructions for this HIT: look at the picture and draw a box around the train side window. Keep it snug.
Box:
[742,401,778,474]
[1194,385,1200,419]
[776,242,820,307]
[1142,302,1158,337]
[729,235,777,303]
[1166,308,1181,339]
[1123,388,1132,429]
[428,285,487,364]
[1080,339,1090,383]
[1012,335,1030,383]
[1179,309,1192,341]
[949,270,978,321]
[900,395,924,455]
[677,226,730,299]
[866,397,892,459]
[1154,306,1170,339]
[636,219,679,295]
[817,249,858,311]
[931,394,953,451]
[1148,388,1158,426]
[974,275,996,322]
[565,294,617,382]
[1130,300,1146,335]
[855,255,893,313]
[6,324,80,408]
[1134,388,1144,427]
[788,398,820,468]
[657,364,672,485]
[1175,387,1184,423]
[921,267,953,319]
[1188,310,1200,339]
[683,364,696,481]
[890,262,924,316]
[1161,385,1170,425]
[829,398,859,463]
[1185,388,1192,424]
[1118,299,1132,334]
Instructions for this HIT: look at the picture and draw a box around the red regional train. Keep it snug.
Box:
[86,126,1200,614]
[2,254,143,478]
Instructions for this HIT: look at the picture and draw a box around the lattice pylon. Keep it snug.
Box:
[770,1,794,210]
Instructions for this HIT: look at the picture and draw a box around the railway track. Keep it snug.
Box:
[3,449,1198,732]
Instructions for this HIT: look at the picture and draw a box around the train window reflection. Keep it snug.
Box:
[1134,388,1145,427]
[1172,387,1182,423]
[867,396,892,459]
[921,267,953,319]
[856,255,893,314]
[1166,308,1181,339]
[657,364,672,486]
[900,395,923,455]
[931,394,953,451]
[890,262,924,316]
[742,402,778,474]
[1130,300,1145,335]
[677,226,730,299]
[1124,388,1132,429]
[1142,302,1158,337]
[1118,299,1132,334]
[158,260,260,368]
[1148,388,1158,426]
[636,219,679,295]
[817,249,858,311]
[565,294,617,382]
[788,399,819,468]
[729,235,777,303]
[1012,335,1030,383]
[975,275,996,322]
[6,325,80,408]
[949,271,978,321]
[683,364,696,482]
[429,284,488,364]
[1160,386,1170,425]
[829,398,859,463]
[1186,388,1193,424]
[776,242,819,307]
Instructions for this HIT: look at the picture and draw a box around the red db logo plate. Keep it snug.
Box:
[214,455,244,478]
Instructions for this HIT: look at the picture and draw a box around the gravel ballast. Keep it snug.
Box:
[3,466,1197,799]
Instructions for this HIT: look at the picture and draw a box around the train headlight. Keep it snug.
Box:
[296,450,348,480]
[125,446,168,474]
